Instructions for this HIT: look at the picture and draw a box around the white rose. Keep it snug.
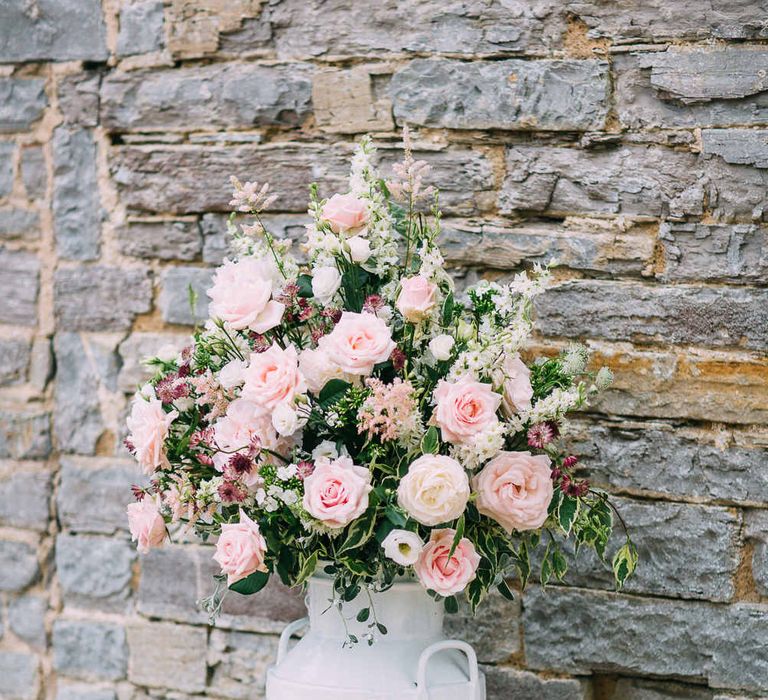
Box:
[397,455,470,526]
[271,402,307,437]
[298,347,354,395]
[311,266,342,304]
[156,343,180,363]
[218,358,247,389]
[312,440,339,462]
[429,334,455,361]
[172,397,195,412]
[346,236,372,264]
[382,529,423,566]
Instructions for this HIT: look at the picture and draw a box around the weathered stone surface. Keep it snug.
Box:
[58,457,141,534]
[118,331,190,392]
[611,677,715,699]
[0,142,14,197]
[117,1,165,56]
[102,63,312,131]
[391,59,608,131]
[0,79,47,132]
[117,219,202,261]
[616,48,768,129]
[535,280,768,350]
[0,248,39,326]
[58,72,101,127]
[0,539,39,591]
[573,422,768,505]
[56,686,117,700]
[54,266,152,331]
[54,333,119,455]
[20,146,46,199]
[702,129,768,169]
[113,144,494,215]
[207,629,279,699]
[0,652,39,700]
[9,595,47,647]
[56,534,135,608]
[0,336,30,385]
[158,266,213,325]
[53,620,127,681]
[0,0,107,61]
[0,470,51,530]
[482,666,589,700]
[127,621,207,692]
[0,208,41,241]
[745,511,768,598]
[52,127,101,260]
[659,223,768,283]
[523,588,768,691]
[0,410,51,459]
[445,591,520,663]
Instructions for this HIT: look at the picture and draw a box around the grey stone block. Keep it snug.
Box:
[9,595,47,647]
[54,266,152,331]
[20,146,46,199]
[0,336,30,386]
[445,591,520,663]
[0,79,47,132]
[0,410,51,459]
[745,511,768,598]
[52,127,101,260]
[0,0,107,61]
[702,129,768,169]
[611,677,715,699]
[207,629,279,699]
[53,620,127,681]
[118,331,189,393]
[117,1,164,56]
[56,533,135,608]
[0,470,51,530]
[102,63,313,130]
[391,59,608,131]
[0,651,39,700]
[56,686,117,700]
[0,248,39,326]
[116,219,202,261]
[158,266,213,326]
[482,666,589,700]
[0,208,40,241]
[0,142,13,198]
[58,72,101,127]
[0,539,39,591]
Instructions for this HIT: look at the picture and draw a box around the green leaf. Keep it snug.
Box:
[497,579,515,601]
[230,570,270,595]
[441,293,455,326]
[448,516,465,558]
[548,488,563,517]
[552,548,568,582]
[384,505,407,527]
[443,595,459,614]
[296,274,314,298]
[318,378,351,405]
[343,584,361,602]
[293,551,319,587]
[376,623,388,635]
[356,607,370,622]
[558,496,579,535]
[336,511,377,556]
[516,541,531,589]
[612,541,638,588]
[420,426,440,455]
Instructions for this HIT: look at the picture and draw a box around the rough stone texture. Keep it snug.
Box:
[0,208,41,241]
[445,592,521,663]
[116,219,202,261]
[0,652,39,700]
[207,630,278,699]
[0,248,39,326]
[702,129,768,169]
[391,59,609,131]
[56,686,117,700]
[611,678,715,699]
[102,64,313,131]
[20,146,47,199]
[0,336,31,385]
[0,410,51,459]
[0,79,47,132]
[53,620,127,681]
[117,1,165,57]
[483,666,590,700]
[159,266,214,325]
[9,595,48,647]
[57,72,101,127]
[0,539,40,591]
[745,510,768,598]
[0,470,51,530]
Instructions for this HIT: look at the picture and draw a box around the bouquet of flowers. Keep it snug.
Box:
[125,131,636,639]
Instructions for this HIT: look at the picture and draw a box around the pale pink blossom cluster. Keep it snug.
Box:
[358,378,419,442]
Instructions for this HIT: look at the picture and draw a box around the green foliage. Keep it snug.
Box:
[230,570,270,595]
[420,426,440,455]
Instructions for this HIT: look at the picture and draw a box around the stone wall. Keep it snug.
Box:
[1,1,767,699]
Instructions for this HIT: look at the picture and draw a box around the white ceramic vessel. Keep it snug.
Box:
[266,572,486,699]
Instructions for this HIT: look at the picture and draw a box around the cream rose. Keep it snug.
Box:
[298,346,354,394]
[382,529,423,566]
[271,402,307,437]
[429,334,455,361]
[397,454,470,526]
[321,193,369,233]
[303,456,372,528]
[414,528,480,596]
[311,266,342,305]
[213,509,268,585]
[207,257,284,333]
[396,276,438,323]
[218,358,247,389]
[433,375,502,444]
[346,236,372,264]
[127,496,167,554]
[241,344,306,410]
[126,390,178,475]
[318,311,396,376]
[473,451,553,532]
[500,354,533,416]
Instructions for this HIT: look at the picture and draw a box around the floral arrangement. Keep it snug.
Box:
[125,132,636,641]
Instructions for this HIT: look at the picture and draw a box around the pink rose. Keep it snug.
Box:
[213,509,268,585]
[414,528,480,596]
[241,344,306,410]
[433,375,502,444]
[298,346,354,394]
[126,390,178,474]
[500,355,533,416]
[321,193,369,233]
[127,496,167,554]
[303,456,372,528]
[208,257,285,333]
[473,451,553,532]
[396,276,437,323]
[318,312,396,376]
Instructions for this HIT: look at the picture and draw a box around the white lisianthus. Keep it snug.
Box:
[312,440,339,462]
[346,236,372,264]
[271,402,307,437]
[218,358,247,389]
[311,266,342,304]
[382,529,424,566]
[277,464,298,481]
[429,334,455,361]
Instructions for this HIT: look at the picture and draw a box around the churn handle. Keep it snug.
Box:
[415,639,479,699]
[276,617,309,665]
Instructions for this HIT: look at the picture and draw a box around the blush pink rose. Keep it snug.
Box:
[318,312,396,376]
[241,344,306,410]
[213,509,268,585]
[321,193,369,233]
[298,346,355,394]
[414,528,480,596]
[500,354,533,416]
[126,390,178,474]
[433,375,502,444]
[396,276,438,323]
[208,257,285,333]
[473,451,553,532]
[127,496,167,554]
[302,456,372,528]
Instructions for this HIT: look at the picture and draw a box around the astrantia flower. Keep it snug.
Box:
[527,422,558,449]
[218,481,248,504]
